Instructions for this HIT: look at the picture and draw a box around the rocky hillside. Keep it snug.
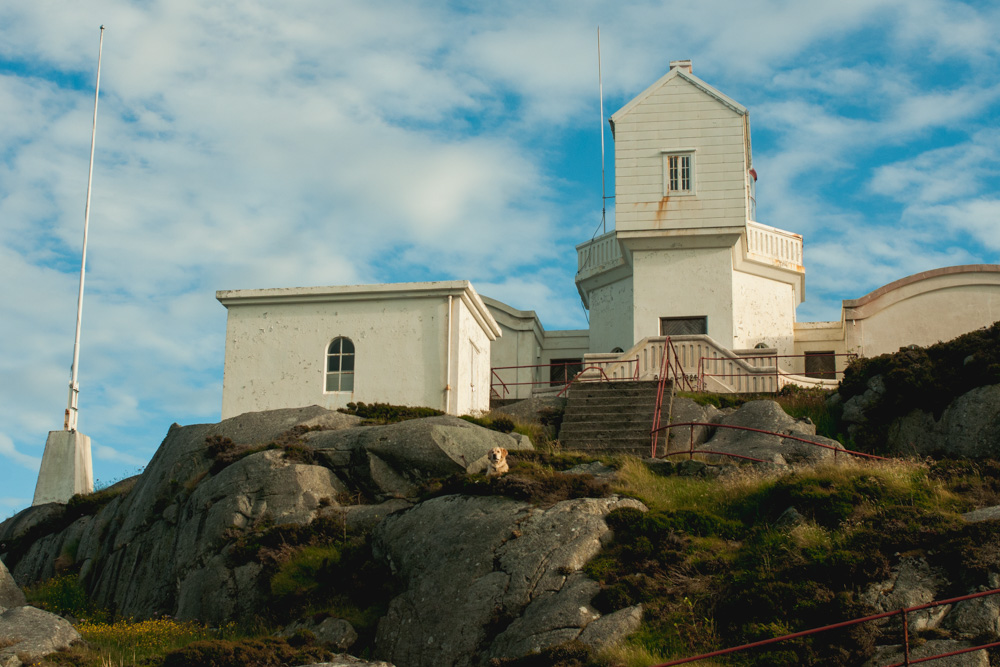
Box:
[2,333,1000,666]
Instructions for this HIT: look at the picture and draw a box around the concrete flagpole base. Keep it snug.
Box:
[32,430,94,505]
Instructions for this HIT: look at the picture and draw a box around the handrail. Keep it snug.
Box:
[490,368,510,399]
[654,421,892,462]
[650,338,696,458]
[698,352,859,390]
[649,587,1000,666]
[556,365,612,397]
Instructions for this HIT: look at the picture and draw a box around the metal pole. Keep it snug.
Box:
[597,27,606,234]
[65,25,105,432]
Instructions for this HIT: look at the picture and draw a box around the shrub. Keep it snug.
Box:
[162,637,331,667]
[338,401,443,423]
[24,575,96,620]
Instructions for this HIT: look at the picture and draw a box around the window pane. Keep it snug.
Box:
[325,373,339,392]
[340,354,354,372]
[329,339,341,354]
[341,373,354,391]
[340,338,355,354]
[327,355,339,372]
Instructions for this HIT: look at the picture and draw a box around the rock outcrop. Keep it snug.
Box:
[699,400,843,465]
[0,407,532,625]
[0,559,25,611]
[371,494,646,667]
[0,606,81,667]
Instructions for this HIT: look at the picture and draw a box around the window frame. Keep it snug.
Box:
[659,316,708,336]
[325,337,355,393]
[662,150,696,196]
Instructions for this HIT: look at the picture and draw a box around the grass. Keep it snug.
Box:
[591,456,993,665]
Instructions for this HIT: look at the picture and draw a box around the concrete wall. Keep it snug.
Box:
[218,282,499,418]
[587,276,634,353]
[611,68,749,234]
[731,268,796,368]
[630,246,735,346]
[482,297,545,400]
[842,266,1000,357]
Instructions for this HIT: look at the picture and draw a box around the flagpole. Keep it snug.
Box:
[65,25,105,432]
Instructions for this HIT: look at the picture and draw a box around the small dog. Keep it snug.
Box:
[486,447,509,476]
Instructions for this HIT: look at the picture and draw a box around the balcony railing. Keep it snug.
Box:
[745,220,803,271]
[576,231,622,274]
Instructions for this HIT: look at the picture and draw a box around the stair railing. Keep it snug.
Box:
[650,337,696,458]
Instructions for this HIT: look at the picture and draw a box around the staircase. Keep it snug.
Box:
[557,381,663,455]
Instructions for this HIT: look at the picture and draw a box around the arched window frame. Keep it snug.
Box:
[325,337,355,393]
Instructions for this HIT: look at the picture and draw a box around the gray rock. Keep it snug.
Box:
[775,507,805,530]
[703,400,843,466]
[864,640,989,666]
[493,396,566,435]
[578,604,643,650]
[887,384,1000,458]
[860,557,949,631]
[841,375,886,426]
[279,617,358,650]
[0,606,80,665]
[942,593,1000,636]
[563,461,616,477]
[962,506,1000,523]
[0,559,25,609]
[372,494,647,667]
[664,398,719,454]
[297,658,395,667]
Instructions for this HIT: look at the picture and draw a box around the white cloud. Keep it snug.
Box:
[0,433,41,471]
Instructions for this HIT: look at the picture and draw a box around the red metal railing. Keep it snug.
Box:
[653,421,892,462]
[650,338,697,458]
[490,358,639,398]
[697,352,858,391]
[649,587,1000,666]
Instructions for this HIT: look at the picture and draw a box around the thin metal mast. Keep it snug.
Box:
[598,26,606,234]
[65,25,105,432]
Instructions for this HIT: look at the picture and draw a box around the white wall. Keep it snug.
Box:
[218,282,499,418]
[731,269,796,368]
[587,276,634,353]
[843,269,1000,357]
[482,297,544,400]
[631,246,735,346]
[611,69,749,234]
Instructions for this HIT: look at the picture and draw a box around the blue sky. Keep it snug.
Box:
[2,0,998,518]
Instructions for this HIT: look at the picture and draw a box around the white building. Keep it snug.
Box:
[217,61,1000,416]
[217,281,499,418]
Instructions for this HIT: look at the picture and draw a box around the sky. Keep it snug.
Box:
[2,0,999,518]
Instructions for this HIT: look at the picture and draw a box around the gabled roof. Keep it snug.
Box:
[609,66,747,134]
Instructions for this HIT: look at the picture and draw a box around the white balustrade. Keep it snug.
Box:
[745,220,803,269]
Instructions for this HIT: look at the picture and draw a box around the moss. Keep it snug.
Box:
[337,401,444,423]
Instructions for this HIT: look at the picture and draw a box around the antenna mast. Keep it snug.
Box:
[598,27,606,234]
[65,25,105,432]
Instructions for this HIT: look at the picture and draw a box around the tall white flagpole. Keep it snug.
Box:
[65,25,105,432]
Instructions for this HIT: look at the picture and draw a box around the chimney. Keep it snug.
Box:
[670,59,693,74]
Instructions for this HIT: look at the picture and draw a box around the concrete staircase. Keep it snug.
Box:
[558,381,664,455]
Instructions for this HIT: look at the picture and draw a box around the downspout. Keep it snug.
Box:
[445,295,453,414]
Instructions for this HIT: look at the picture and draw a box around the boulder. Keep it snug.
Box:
[372,494,647,667]
[279,616,358,651]
[942,593,1000,636]
[702,400,843,466]
[664,397,720,455]
[307,416,534,498]
[0,606,80,665]
[297,658,394,667]
[0,559,25,609]
[887,384,1000,458]
[841,375,886,428]
[864,640,989,667]
[578,604,643,650]
[860,557,949,631]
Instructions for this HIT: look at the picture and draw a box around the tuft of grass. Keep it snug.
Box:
[24,574,101,621]
[337,401,444,424]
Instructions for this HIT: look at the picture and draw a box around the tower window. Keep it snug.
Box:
[326,337,355,392]
[663,151,695,195]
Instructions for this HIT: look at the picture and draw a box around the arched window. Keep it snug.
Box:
[326,337,355,392]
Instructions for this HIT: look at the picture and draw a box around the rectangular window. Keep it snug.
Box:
[660,317,707,336]
[549,358,583,387]
[804,351,836,380]
[662,151,695,195]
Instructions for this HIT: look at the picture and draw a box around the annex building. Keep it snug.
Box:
[217,60,1000,417]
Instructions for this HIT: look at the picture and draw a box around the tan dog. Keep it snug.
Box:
[486,447,509,476]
